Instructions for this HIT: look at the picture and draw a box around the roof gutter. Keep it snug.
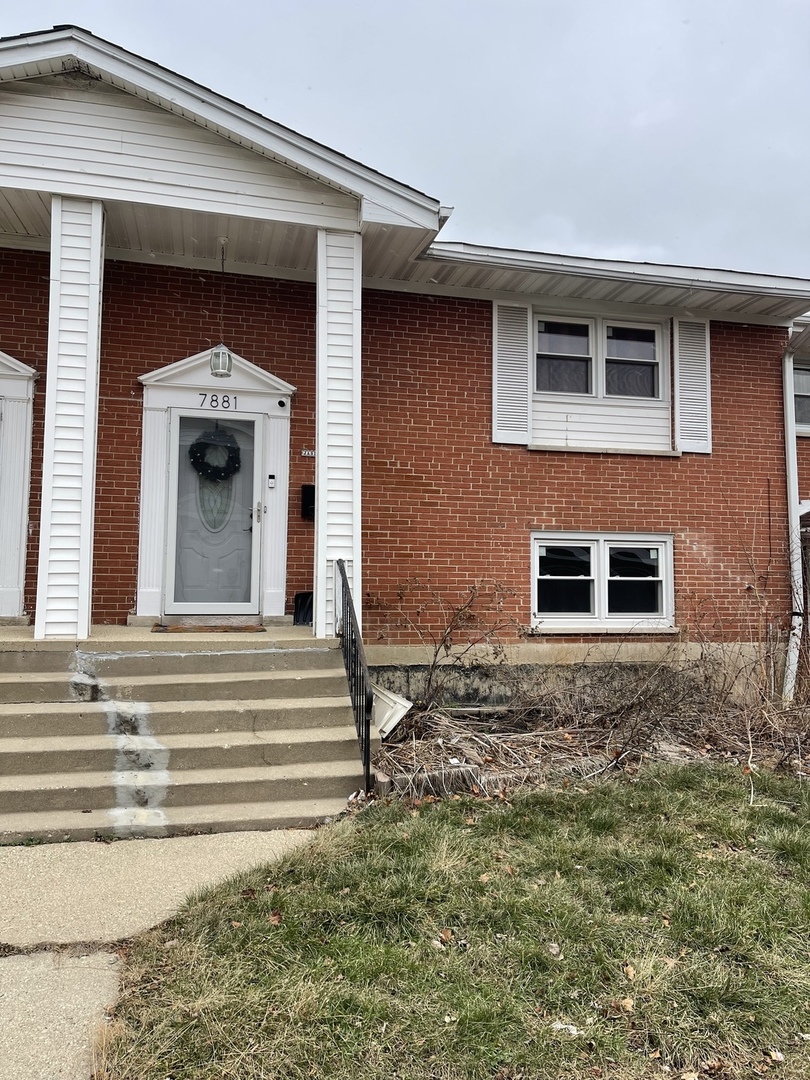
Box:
[782,350,803,702]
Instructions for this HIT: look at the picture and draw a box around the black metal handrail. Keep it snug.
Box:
[336,558,373,793]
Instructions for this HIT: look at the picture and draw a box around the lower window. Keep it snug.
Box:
[531,533,674,631]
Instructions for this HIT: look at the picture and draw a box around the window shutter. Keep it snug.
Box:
[493,302,531,444]
[674,318,712,453]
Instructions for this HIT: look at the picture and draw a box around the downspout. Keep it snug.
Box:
[782,350,803,702]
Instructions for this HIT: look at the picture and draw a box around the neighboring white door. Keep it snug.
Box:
[165,412,263,614]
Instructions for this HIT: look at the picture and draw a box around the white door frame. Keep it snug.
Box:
[0,351,37,620]
[164,409,264,615]
[137,349,295,621]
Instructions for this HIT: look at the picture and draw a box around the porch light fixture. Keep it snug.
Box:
[209,236,232,377]
[210,344,232,378]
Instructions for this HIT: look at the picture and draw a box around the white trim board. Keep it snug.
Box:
[0,351,37,618]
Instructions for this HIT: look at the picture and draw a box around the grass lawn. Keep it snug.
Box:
[98,765,810,1079]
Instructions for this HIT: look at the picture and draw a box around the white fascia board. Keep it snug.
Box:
[0,27,442,233]
[428,243,810,305]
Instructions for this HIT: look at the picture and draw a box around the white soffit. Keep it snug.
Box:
[373,243,810,320]
[0,26,442,234]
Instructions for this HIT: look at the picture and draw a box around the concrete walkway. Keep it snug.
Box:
[0,829,313,1079]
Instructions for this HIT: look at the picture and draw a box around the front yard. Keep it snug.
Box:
[98,764,810,1079]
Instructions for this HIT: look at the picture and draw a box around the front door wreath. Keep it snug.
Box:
[188,428,241,483]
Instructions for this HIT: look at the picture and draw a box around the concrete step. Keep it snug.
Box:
[0,795,350,844]
[0,672,78,704]
[0,759,363,814]
[0,646,74,675]
[96,667,349,703]
[0,665,349,705]
[81,646,343,678]
[0,630,339,676]
[0,725,362,774]
[0,695,355,738]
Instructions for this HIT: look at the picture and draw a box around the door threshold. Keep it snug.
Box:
[158,616,263,628]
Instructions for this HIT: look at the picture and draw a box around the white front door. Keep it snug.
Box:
[165,411,263,614]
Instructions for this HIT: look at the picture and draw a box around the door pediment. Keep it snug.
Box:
[0,350,37,397]
[140,349,295,398]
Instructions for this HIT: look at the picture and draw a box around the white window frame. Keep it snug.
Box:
[534,314,667,403]
[530,532,675,632]
[794,365,810,436]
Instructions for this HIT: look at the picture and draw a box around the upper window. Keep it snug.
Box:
[536,316,662,400]
[795,367,810,432]
[531,532,674,632]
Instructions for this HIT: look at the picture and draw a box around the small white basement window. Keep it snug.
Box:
[531,533,675,632]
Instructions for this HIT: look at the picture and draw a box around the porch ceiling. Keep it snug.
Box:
[0,188,319,274]
[0,187,435,280]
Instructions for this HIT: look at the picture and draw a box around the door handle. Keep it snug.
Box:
[255,502,262,522]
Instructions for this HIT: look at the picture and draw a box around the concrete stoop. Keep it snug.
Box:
[0,630,366,843]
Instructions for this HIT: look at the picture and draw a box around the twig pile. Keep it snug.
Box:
[374,689,810,797]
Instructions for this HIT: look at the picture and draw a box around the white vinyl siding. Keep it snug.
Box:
[674,319,712,453]
[531,395,672,452]
[315,230,362,637]
[35,196,105,639]
[0,83,358,230]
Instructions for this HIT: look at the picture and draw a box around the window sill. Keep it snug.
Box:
[528,443,683,457]
[528,623,677,635]
[797,427,810,438]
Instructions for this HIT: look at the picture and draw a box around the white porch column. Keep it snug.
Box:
[314,229,362,638]
[34,196,105,640]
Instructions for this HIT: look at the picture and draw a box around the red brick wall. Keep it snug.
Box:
[0,249,792,639]
[361,291,791,643]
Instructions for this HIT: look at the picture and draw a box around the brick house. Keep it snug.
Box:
[2,25,810,682]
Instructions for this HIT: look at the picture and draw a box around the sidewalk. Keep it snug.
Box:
[0,830,313,1079]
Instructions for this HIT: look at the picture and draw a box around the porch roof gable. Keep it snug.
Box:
[0,25,442,235]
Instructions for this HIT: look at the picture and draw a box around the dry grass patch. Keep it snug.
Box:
[97,765,810,1080]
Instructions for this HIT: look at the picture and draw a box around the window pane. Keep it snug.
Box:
[606,360,657,398]
[538,579,593,614]
[538,545,591,577]
[537,321,590,356]
[608,580,662,614]
[537,356,592,393]
[794,369,810,396]
[796,396,810,425]
[606,325,656,361]
[609,547,659,579]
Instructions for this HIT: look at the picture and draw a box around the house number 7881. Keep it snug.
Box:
[199,393,237,409]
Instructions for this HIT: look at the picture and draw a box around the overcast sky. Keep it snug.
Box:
[5,0,810,277]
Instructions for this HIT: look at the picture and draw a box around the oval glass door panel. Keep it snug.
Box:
[174,416,255,605]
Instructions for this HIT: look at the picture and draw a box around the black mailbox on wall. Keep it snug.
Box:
[301,484,315,520]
